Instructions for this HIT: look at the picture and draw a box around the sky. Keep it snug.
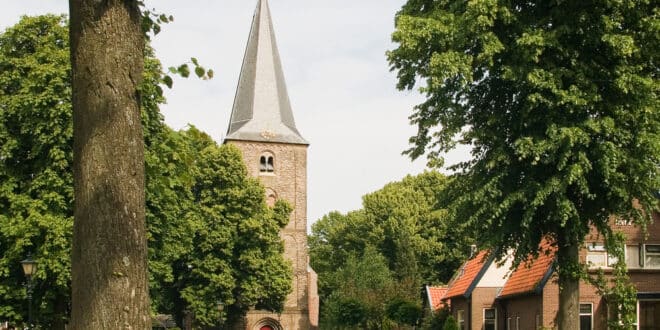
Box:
[1,1,470,230]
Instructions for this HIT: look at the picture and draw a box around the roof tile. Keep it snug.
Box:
[499,240,555,298]
[427,286,448,310]
[444,250,491,299]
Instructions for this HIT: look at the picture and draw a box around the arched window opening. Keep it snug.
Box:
[259,153,275,174]
[266,156,274,172]
[260,326,274,330]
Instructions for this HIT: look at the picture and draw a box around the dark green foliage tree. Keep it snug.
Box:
[385,297,422,327]
[310,172,472,328]
[388,1,658,327]
[0,15,72,329]
[322,247,396,329]
[421,307,449,330]
[176,131,292,327]
[0,15,291,328]
[441,315,459,330]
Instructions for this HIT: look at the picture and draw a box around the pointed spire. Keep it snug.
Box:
[225,0,307,145]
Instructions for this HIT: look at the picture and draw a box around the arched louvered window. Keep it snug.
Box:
[259,153,274,173]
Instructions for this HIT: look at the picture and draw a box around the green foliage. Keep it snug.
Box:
[310,172,472,328]
[588,232,637,329]
[321,247,396,329]
[388,0,659,294]
[0,15,290,328]
[177,136,292,326]
[421,307,449,330]
[137,3,213,87]
[0,15,72,327]
[441,315,459,330]
[385,297,422,326]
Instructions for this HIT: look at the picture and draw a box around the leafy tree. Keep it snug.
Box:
[0,14,292,329]
[385,297,422,327]
[0,15,72,329]
[441,315,459,330]
[175,131,292,327]
[388,1,658,327]
[420,306,449,330]
[310,172,472,328]
[321,247,396,329]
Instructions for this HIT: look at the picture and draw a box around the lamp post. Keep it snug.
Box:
[20,256,37,329]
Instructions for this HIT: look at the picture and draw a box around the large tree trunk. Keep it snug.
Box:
[69,1,150,329]
[557,240,580,330]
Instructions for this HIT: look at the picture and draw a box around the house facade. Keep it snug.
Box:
[442,213,660,330]
[442,250,513,330]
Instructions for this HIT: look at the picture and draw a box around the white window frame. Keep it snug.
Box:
[586,243,618,268]
[579,303,593,330]
[483,308,497,330]
[642,244,660,269]
[516,316,520,330]
[625,244,642,269]
[457,310,465,330]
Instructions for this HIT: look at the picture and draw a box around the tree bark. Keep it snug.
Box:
[557,239,580,330]
[69,1,150,329]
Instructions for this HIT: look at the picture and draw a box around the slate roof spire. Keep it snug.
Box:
[225,0,307,145]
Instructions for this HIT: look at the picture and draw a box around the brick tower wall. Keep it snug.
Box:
[228,140,311,330]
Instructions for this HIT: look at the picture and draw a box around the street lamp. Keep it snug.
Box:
[20,256,37,329]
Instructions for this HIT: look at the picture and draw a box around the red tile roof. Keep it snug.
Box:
[499,240,556,298]
[444,250,492,299]
[427,286,448,310]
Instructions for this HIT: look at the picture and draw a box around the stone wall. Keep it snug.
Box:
[228,140,313,330]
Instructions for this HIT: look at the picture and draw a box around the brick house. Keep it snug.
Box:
[443,213,660,330]
[442,250,513,330]
[497,214,660,330]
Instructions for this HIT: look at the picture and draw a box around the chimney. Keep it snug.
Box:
[469,245,478,258]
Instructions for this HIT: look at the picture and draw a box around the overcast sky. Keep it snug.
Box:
[2,1,470,230]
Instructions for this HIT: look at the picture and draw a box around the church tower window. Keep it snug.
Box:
[259,154,274,173]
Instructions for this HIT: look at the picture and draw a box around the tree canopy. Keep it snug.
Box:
[309,171,472,328]
[388,0,658,327]
[0,15,291,328]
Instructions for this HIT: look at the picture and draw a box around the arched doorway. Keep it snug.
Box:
[254,318,281,330]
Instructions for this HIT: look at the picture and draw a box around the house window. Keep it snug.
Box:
[626,244,642,268]
[259,155,274,173]
[516,316,520,330]
[586,243,617,268]
[638,300,660,329]
[484,308,496,330]
[579,303,593,330]
[628,244,660,269]
[507,317,511,330]
[644,244,660,268]
[457,310,465,330]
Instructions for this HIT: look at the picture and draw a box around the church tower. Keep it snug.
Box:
[224,1,318,329]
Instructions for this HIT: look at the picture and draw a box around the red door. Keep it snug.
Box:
[260,326,273,330]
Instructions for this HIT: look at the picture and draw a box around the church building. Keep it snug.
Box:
[223,1,319,329]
